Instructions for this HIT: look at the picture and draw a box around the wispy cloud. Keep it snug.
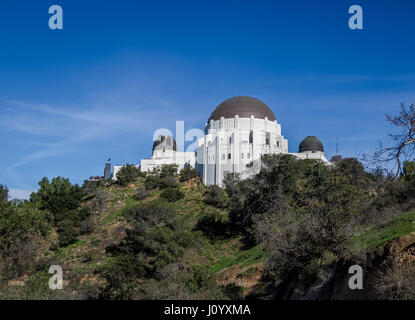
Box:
[1,98,176,172]
[8,188,34,200]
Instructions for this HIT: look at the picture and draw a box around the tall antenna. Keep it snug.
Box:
[336,137,339,154]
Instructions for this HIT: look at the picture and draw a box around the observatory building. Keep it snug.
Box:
[140,135,196,173]
[195,96,328,186]
[119,96,329,186]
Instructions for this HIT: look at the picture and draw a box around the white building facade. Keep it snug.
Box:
[140,135,195,173]
[132,96,329,185]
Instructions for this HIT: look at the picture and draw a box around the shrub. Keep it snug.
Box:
[80,216,94,234]
[159,164,179,178]
[90,188,108,212]
[0,202,51,261]
[133,186,150,201]
[160,188,184,202]
[375,261,415,299]
[180,167,198,182]
[57,219,78,247]
[123,201,177,234]
[145,175,160,190]
[195,211,228,239]
[116,164,140,186]
[145,165,179,190]
[187,264,216,292]
[204,185,226,208]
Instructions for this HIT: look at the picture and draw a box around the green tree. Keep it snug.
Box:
[204,185,226,208]
[116,164,140,186]
[0,201,51,275]
[0,185,8,202]
[179,167,198,182]
[160,187,184,202]
[403,160,415,179]
[30,177,82,223]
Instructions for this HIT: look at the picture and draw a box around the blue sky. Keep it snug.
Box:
[1,0,415,199]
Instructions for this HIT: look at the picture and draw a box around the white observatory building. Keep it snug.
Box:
[128,96,329,185]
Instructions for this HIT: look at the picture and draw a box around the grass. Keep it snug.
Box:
[348,211,415,253]
[211,244,266,273]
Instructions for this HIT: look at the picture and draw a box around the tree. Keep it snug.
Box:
[0,201,51,275]
[179,167,198,182]
[365,103,415,176]
[160,187,184,202]
[204,185,226,208]
[30,177,82,223]
[116,164,140,186]
[403,160,415,179]
[0,185,8,202]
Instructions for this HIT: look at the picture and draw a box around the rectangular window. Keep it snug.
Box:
[228,153,231,160]
[229,137,232,144]
[247,153,250,159]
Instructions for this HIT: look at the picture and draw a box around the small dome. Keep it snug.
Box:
[152,135,177,153]
[299,136,324,153]
[208,96,276,122]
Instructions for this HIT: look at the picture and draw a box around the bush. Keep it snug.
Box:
[375,261,415,299]
[90,188,108,212]
[195,211,228,239]
[116,164,140,186]
[145,164,179,190]
[57,219,79,247]
[187,264,216,292]
[80,216,94,234]
[123,201,177,234]
[180,167,198,182]
[204,185,226,208]
[160,188,184,202]
[0,202,51,261]
[133,186,150,201]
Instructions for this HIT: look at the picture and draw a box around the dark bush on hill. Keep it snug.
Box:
[116,164,141,186]
[179,167,198,182]
[160,187,184,202]
[204,185,226,208]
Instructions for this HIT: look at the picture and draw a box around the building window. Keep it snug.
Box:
[247,153,250,159]
[277,141,280,147]
[265,132,270,145]
[249,131,253,144]
[241,153,244,159]
[229,136,232,144]
[228,153,231,160]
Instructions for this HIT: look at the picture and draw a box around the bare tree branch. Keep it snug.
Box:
[361,103,415,177]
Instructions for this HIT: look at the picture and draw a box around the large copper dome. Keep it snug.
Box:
[208,96,276,122]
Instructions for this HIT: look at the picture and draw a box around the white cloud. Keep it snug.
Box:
[8,188,34,200]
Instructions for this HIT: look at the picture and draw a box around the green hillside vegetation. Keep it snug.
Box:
[0,156,414,300]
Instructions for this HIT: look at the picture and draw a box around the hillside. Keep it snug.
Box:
[0,176,270,299]
[1,157,415,300]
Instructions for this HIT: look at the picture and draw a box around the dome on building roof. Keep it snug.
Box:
[208,96,277,122]
[152,135,177,153]
[299,136,324,153]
